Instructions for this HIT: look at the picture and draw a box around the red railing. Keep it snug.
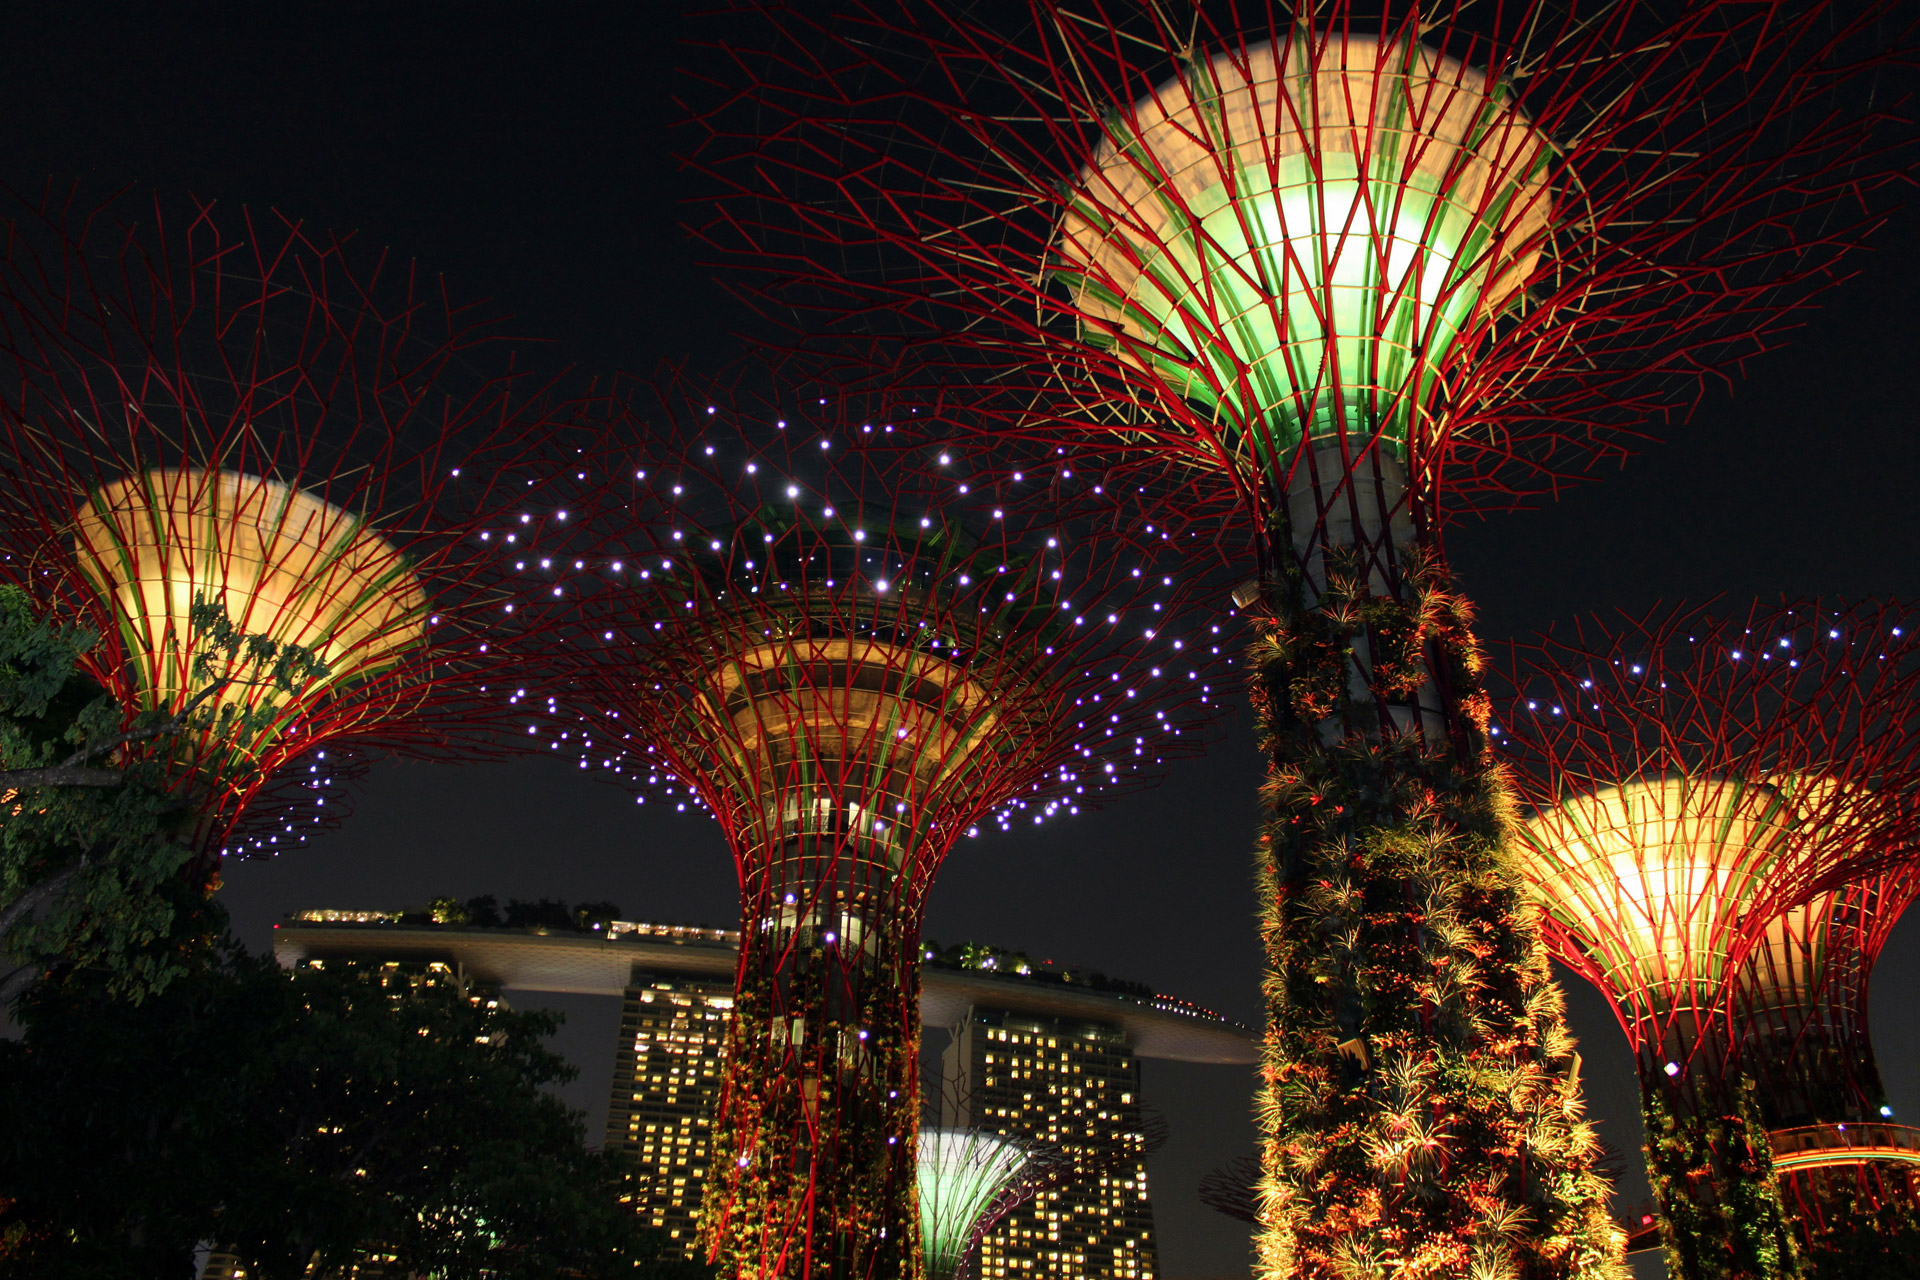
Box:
[1769,1123,1920,1172]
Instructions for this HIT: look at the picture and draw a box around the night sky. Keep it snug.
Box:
[9,6,1918,1278]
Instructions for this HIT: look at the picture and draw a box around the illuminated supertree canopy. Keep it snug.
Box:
[915,1128,1049,1280]
[70,469,426,772]
[690,0,1907,545]
[1493,600,1920,1280]
[551,371,1221,1280]
[1048,31,1552,474]
[677,2,1911,1272]
[915,1107,1166,1280]
[1736,866,1920,1264]
[0,192,574,871]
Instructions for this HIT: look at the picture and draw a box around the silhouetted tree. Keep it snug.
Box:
[0,587,322,1007]
[503,897,574,930]
[574,900,624,931]
[0,945,705,1279]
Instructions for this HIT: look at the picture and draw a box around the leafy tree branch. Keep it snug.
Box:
[0,587,329,1008]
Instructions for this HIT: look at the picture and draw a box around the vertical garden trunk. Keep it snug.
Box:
[702,832,923,1280]
[1248,450,1621,1280]
[1634,1016,1802,1280]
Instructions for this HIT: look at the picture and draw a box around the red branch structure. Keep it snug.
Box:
[1492,600,1920,1279]
[681,5,1911,1275]
[0,191,575,873]
[555,373,1220,1280]
[688,0,1908,547]
[1732,866,1920,1259]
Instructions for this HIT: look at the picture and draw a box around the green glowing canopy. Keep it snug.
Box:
[916,1127,1035,1280]
[1054,33,1552,473]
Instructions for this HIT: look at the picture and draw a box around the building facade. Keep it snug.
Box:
[273,915,1254,1272]
[606,969,735,1252]
[941,1008,1156,1279]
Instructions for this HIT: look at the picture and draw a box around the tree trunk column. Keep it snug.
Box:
[1633,1010,1803,1280]
[1248,446,1619,1280]
[702,833,923,1280]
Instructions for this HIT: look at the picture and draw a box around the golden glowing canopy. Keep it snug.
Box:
[685,634,1009,859]
[72,468,427,770]
[1514,775,1857,1019]
[1055,34,1552,456]
[1738,874,1903,1022]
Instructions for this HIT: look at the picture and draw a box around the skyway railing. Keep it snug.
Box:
[1769,1122,1920,1172]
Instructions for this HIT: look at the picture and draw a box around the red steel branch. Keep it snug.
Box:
[1733,862,1920,1245]
[1492,600,1920,1268]
[685,0,1911,552]
[682,4,1915,1273]
[0,190,577,870]
[1492,600,1920,1088]
[551,370,1221,1279]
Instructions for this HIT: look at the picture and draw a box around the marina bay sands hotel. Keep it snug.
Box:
[273,912,1254,1279]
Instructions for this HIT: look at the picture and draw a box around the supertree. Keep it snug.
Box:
[916,1128,1064,1280]
[556,372,1219,1279]
[1732,864,1920,1270]
[683,1,1911,1273]
[1197,1151,1265,1229]
[1493,600,1920,1280]
[0,190,571,877]
[917,1107,1169,1280]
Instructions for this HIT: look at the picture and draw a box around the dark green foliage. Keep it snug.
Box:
[180,595,331,747]
[1246,554,1622,1279]
[574,900,625,931]
[0,591,697,1277]
[406,895,630,933]
[504,897,579,930]
[0,587,345,1006]
[1804,1234,1920,1280]
[0,945,706,1279]
[922,939,1155,998]
[1792,1169,1920,1280]
[0,585,193,1003]
[1641,1077,1801,1280]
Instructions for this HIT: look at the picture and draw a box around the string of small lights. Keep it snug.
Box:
[1492,599,1920,1277]
[0,190,582,877]
[215,747,368,859]
[684,4,1913,1274]
[518,364,1225,1279]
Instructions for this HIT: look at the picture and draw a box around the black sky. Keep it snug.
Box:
[8,5,1918,1278]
